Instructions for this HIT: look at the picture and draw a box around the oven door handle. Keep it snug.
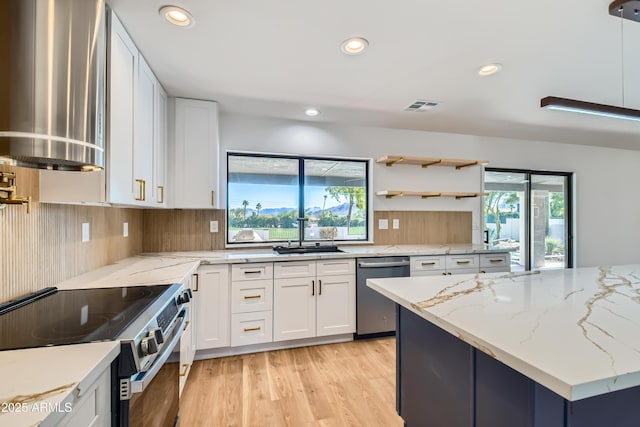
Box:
[130,308,187,394]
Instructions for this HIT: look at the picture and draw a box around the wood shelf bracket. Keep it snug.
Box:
[455,161,479,170]
[421,160,442,168]
[385,157,405,167]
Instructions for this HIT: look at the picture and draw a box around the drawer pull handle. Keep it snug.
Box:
[244,270,262,274]
[421,262,436,266]
[244,327,261,332]
[179,364,190,377]
[312,280,315,296]
[319,279,322,296]
[489,259,504,263]
[135,179,145,201]
[158,186,165,204]
[183,320,190,331]
[244,295,261,300]
[456,260,471,264]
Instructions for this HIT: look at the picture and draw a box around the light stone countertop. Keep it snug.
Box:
[0,342,119,427]
[144,243,510,265]
[57,256,201,289]
[367,265,640,401]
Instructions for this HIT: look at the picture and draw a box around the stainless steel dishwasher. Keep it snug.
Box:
[356,256,410,337]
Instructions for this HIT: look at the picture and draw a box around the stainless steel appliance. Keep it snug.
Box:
[0,0,106,170]
[0,284,191,426]
[356,256,410,337]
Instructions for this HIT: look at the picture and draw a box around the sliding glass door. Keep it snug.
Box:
[484,169,572,271]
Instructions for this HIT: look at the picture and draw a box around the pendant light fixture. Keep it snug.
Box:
[541,1,640,122]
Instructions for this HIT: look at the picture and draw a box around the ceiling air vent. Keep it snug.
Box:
[404,100,439,112]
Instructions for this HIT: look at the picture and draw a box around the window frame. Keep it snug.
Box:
[484,167,574,270]
[226,151,372,246]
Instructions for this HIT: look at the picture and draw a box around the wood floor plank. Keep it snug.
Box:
[180,338,403,427]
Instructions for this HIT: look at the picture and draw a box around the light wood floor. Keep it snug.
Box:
[179,338,403,427]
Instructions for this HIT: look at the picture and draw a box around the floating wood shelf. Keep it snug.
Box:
[376,155,489,169]
[376,190,486,200]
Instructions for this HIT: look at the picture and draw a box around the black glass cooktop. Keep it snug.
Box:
[0,285,170,351]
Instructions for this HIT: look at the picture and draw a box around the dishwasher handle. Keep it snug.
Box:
[358,260,410,268]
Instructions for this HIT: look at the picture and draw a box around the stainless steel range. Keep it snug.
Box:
[0,283,191,426]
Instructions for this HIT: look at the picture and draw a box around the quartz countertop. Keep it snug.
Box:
[0,342,119,426]
[143,244,510,264]
[57,256,201,290]
[367,265,640,401]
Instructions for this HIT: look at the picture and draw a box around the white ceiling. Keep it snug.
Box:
[107,0,640,150]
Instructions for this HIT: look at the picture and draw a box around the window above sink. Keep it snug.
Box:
[227,152,371,246]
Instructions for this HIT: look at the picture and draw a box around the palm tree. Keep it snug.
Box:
[255,203,262,216]
[242,200,249,220]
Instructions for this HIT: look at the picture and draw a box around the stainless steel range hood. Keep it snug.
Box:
[0,0,106,171]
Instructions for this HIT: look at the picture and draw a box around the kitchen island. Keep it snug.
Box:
[368,265,640,427]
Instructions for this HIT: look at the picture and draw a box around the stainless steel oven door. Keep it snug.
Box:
[123,309,186,427]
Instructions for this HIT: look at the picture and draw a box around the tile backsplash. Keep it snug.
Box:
[1,166,143,303]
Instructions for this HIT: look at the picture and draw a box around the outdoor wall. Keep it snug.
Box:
[219,112,640,268]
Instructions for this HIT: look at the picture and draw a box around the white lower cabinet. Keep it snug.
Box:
[230,264,274,346]
[179,273,198,396]
[410,253,510,276]
[315,273,356,337]
[273,260,355,342]
[195,265,230,350]
[54,367,110,427]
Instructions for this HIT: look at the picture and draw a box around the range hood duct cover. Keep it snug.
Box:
[0,0,106,171]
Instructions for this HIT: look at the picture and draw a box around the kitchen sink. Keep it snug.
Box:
[273,244,343,254]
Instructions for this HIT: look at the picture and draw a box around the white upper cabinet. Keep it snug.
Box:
[107,10,137,205]
[39,10,167,207]
[154,86,168,207]
[169,98,219,209]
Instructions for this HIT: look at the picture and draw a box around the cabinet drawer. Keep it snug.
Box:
[479,253,510,269]
[231,279,273,313]
[232,263,273,281]
[411,255,446,272]
[231,311,273,346]
[316,259,355,276]
[274,261,316,279]
[446,255,479,270]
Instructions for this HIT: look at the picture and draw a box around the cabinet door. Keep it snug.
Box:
[134,55,156,206]
[153,85,168,206]
[273,277,316,341]
[316,274,355,336]
[172,98,219,208]
[195,265,230,350]
[107,11,137,204]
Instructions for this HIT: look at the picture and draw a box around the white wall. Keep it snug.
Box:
[219,113,640,268]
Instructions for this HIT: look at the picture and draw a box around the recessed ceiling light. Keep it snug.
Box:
[340,37,369,55]
[159,6,195,28]
[304,108,320,117]
[477,63,503,76]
